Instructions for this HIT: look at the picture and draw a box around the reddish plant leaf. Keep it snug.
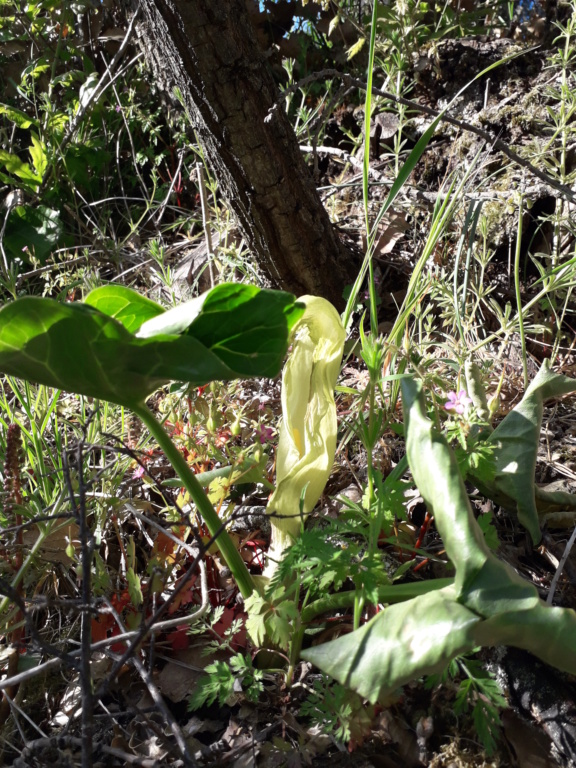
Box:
[167,625,190,652]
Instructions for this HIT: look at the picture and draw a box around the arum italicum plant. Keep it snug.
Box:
[0,283,307,600]
[0,284,346,605]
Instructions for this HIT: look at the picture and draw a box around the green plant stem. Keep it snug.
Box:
[287,623,304,687]
[513,195,529,390]
[301,578,453,624]
[133,402,256,599]
[286,572,304,686]
[362,0,378,239]
[353,593,364,631]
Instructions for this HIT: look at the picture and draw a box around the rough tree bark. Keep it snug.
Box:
[119,0,358,308]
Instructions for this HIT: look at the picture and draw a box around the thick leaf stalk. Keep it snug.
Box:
[132,403,255,599]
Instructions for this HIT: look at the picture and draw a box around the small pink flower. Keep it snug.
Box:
[132,464,146,479]
[444,389,473,415]
[257,426,274,444]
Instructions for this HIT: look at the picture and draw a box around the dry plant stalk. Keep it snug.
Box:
[0,423,24,724]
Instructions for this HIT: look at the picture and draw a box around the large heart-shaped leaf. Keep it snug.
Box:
[0,284,303,408]
[137,283,303,376]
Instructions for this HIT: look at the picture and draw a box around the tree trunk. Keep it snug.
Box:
[121,0,358,308]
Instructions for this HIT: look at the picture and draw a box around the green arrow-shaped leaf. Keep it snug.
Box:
[302,586,481,703]
[0,284,303,408]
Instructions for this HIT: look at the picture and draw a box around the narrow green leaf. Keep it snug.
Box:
[402,377,489,592]
[471,360,576,544]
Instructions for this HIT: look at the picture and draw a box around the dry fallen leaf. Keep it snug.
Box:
[22,522,79,564]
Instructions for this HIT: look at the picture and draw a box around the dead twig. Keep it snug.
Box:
[546,525,576,604]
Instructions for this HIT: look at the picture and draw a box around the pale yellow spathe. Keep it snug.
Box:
[264,296,345,574]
